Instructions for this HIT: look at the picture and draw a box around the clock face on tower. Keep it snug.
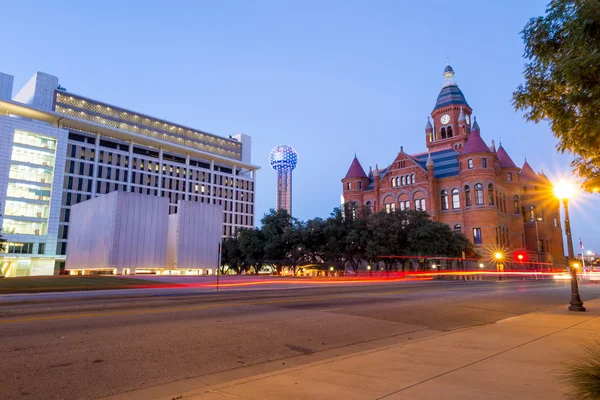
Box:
[465,114,470,125]
[440,114,450,124]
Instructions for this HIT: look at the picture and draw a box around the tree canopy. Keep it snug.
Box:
[513,0,600,191]
[220,205,476,274]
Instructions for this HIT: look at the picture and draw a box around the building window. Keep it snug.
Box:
[441,127,447,139]
[488,184,494,206]
[507,172,513,181]
[473,228,482,244]
[513,195,519,214]
[385,203,395,213]
[454,224,462,233]
[411,174,415,184]
[554,213,559,228]
[464,185,471,207]
[529,205,535,222]
[347,182,351,190]
[401,176,405,186]
[400,201,410,211]
[366,201,372,212]
[440,190,449,211]
[449,189,459,209]
[468,159,473,169]
[357,182,362,190]
[447,126,453,138]
[482,158,487,168]
[475,184,484,205]
[414,199,426,211]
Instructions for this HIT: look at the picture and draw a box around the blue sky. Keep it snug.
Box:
[2,0,599,253]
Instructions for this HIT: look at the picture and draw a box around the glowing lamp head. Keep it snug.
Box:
[573,262,581,269]
[329,266,334,271]
[367,265,371,270]
[517,254,524,261]
[494,252,503,260]
[432,264,437,269]
[554,179,575,200]
[269,145,298,172]
[479,263,484,268]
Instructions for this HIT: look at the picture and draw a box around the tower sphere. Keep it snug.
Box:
[269,145,298,171]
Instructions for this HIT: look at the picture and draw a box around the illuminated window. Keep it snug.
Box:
[488,184,494,205]
[473,228,482,244]
[475,184,484,205]
[414,198,426,211]
[468,159,473,169]
[482,158,487,168]
[452,189,460,209]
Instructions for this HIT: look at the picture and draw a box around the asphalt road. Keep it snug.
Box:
[1,278,599,400]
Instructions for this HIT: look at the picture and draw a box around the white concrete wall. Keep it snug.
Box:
[13,72,59,111]
[172,201,222,270]
[67,191,169,273]
[166,214,178,269]
[114,192,169,271]
[66,191,116,270]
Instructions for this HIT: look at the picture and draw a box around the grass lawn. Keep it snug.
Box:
[0,275,180,294]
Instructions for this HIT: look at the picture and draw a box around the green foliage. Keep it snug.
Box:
[220,205,474,274]
[563,340,600,399]
[513,0,600,190]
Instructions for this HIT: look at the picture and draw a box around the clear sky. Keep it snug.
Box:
[2,0,599,253]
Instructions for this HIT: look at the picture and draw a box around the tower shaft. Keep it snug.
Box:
[276,169,292,215]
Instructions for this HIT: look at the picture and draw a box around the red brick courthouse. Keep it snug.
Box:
[342,66,565,268]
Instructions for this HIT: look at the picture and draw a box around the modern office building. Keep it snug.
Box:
[269,145,298,216]
[342,65,565,266]
[0,71,258,277]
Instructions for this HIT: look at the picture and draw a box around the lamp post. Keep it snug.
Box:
[494,252,504,280]
[554,179,585,312]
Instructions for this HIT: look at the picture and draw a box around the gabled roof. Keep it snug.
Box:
[344,156,368,179]
[462,130,490,154]
[497,145,518,169]
[519,161,542,183]
[413,148,460,179]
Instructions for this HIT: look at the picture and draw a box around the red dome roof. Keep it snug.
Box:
[497,145,518,168]
[462,130,490,154]
[344,156,368,179]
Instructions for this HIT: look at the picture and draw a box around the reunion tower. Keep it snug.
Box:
[269,145,298,216]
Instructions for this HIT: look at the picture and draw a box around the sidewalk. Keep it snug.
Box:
[109,299,600,400]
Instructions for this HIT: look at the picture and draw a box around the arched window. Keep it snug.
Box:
[384,196,395,213]
[447,126,453,138]
[513,195,519,214]
[391,178,395,187]
[411,174,415,184]
[440,127,447,139]
[401,176,405,186]
[399,194,410,211]
[488,184,494,206]
[502,194,507,213]
[454,224,462,233]
[475,183,484,205]
[366,201,372,213]
[464,185,472,207]
[529,205,535,222]
[440,190,449,210]
[452,188,460,209]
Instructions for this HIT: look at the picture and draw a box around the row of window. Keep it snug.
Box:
[441,184,519,212]
[391,174,416,188]
[379,198,426,213]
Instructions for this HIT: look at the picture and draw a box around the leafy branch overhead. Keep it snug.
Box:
[513,0,600,191]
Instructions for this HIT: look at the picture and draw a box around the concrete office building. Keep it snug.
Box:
[0,71,259,277]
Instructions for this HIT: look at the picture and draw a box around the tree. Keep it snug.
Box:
[237,228,265,273]
[513,0,600,190]
[221,236,243,274]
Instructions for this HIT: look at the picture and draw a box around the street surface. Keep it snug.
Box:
[1,277,599,400]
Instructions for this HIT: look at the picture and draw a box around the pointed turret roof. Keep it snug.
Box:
[425,117,433,132]
[426,152,434,168]
[433,65,470,112]
[344,156,368,179]
[462,129,490,154]
[472,116,480,132]
[497,145,518,169]
[519,160,542,182]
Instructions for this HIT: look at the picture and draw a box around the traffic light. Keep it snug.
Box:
[513,251,528,262]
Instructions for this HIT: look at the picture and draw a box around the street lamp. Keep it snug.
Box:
[494,252,505,280]
[554,179,586,312]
